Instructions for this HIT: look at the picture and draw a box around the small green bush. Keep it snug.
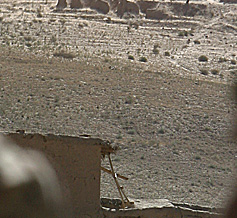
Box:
[200,69,209,75]
[195,156,201,160]
[139,57,148,62]
[194,40,200,44]
[164,51,170,56]
[128,55,134,60]
[158,128,165,134]
[153,48,159,55]
[211,69,219,75]
[37,7,43,18]
[178,30,188,37]
[127,129,135,135]
[25,42,32,47]
[231,59,236,65]
[198,55,208,62]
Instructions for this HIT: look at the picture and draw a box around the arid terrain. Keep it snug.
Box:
[0,0,236,209]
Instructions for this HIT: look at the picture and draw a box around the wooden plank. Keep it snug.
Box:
[101,167,129,180]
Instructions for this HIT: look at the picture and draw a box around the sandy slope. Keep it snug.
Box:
[0,0,236,208]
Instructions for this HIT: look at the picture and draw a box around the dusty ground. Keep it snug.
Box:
[0,0,236,209]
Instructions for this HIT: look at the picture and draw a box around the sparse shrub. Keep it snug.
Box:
[178,30,188,37]
[24,36,32,41]
[113,157,120,162]
[154,43,159,49]
[198,55,208,62]
[78,23,84,28]
[195,155,201,160]
[153,48,159,54]
[231,59,236,65]
[218,57,227,63]
[25,42,32,47]
[53,51,76,59]
[128,55,134,60]
[104,17,111,23]
[153,44,159,55]
[51,35,57,43]
[127,129,135,135]
[116,134,122,139]
[49,18,56,23]
[211,69,219,75]
[139,57,148,62]
[36,7,43,18]
[132,21,139,30]
[158,128,165,134]
[125,96,133,104]
[209,165,216,169]
[60,19,66,26]
[200,69,209,75]
[164,51,170,57]
[0,16,3,22]
[207,180,214,187]
[104,58,109,63]
[194,40,200,44]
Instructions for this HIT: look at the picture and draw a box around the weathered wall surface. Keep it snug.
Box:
[102,199,222,218]
[0,135,64,218]
[102,206,222,218]
[6,133,102,218]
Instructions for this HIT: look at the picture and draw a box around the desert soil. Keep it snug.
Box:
[0,0,236,209]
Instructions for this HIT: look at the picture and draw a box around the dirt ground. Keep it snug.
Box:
[0,0,236,209]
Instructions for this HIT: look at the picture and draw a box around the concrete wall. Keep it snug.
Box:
[6,133,103,218]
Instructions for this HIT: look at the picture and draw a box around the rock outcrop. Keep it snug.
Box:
[145,8,169,20]
[56,0,67,9]
[117,0,140,18]
[70,0,83,8]
[137,1,157,13]
[90,0,110,14]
